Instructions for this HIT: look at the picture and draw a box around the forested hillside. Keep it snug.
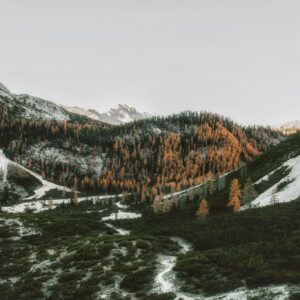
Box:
[0,104,282,202]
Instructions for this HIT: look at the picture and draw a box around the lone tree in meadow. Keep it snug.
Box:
[196,198,209,219]
[227,178,241,212]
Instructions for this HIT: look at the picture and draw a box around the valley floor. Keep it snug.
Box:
[1,196,300,300]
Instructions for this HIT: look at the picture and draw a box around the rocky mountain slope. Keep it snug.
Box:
[0,82,149,125]
[0,83,72,121]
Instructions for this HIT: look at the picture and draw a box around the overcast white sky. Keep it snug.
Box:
[1,0,300,126]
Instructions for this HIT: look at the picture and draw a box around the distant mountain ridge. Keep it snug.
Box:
[0,82,150,125]
[277,121,300,135]
[88,104,151,125]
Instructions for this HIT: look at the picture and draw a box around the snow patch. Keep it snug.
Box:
[0,150,9,183]
[248,155,300,208]
[0,149,72,199]
[102,211,141,221]
[14,94,70,121]
[26,144,104,177]
[2,194,122,213]
[254,166,281,185]
[105,223,130,236]
[154,237,193,296]
[208,284,300,300]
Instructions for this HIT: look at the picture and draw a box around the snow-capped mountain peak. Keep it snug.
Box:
[87,104,150,125]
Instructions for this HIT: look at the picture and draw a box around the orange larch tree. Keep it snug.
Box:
[196,198,209,219]
[227,178,241,212]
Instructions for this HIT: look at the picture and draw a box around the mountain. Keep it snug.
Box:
[88,104,151,125]
[277,120,300,135]
[1,132,300,300]
[63,104,151,125]
[0,83,150,125]
[2,81,300,300]
[0,82,150,125]
[60,104,101,121]
[0,108,283,203]
[0,82,71,121]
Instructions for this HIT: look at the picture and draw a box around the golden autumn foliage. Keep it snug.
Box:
[227,178,241,212]
[196,198,209,219]
[0,111,280,203]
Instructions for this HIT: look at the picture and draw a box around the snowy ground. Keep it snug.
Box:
[102,211,141,221]
[12,94,69,121]
[0,216,41,241]
[248,155,300,208]
[103,200,142,235]
[1,191,299,299]
[26,144,104,177]
[0,149,72,199]
[0,150,9,183]
[152,235,299,300]
[153,236,193,298]
[1,194,122,213]
[208,285,300,300]
[104,223,130,236]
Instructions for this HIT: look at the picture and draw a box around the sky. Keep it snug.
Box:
[0,0,300,126]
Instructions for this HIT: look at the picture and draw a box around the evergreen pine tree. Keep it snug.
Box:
[242,178,258,207]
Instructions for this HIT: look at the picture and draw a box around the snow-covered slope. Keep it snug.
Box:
[0,149,71,200]
[0,82,70,121]
[25,143,104,177]
[0,150,9,183]
[21,164,72,200]
[60,105,100,121]
[248,155,300,208]
[13,94,70,121]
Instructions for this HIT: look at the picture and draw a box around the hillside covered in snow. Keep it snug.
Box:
[0,149,72,205]
[0,83,72,121]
